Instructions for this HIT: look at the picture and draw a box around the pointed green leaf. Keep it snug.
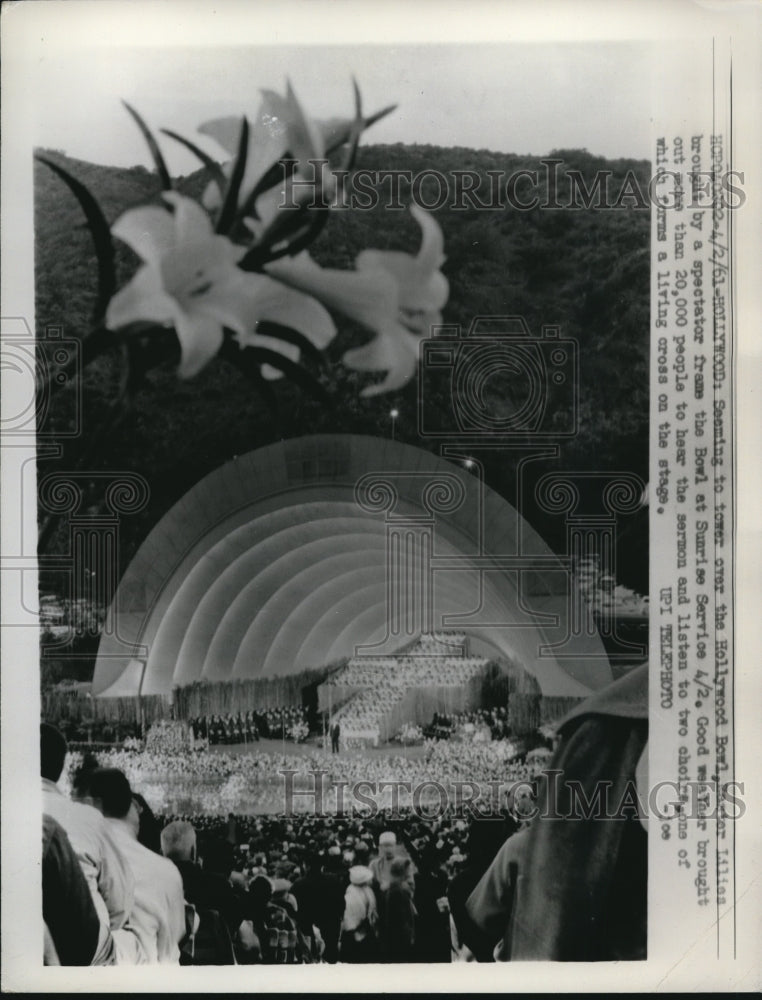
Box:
[253,321,326,367]
[216,116,249,234]
[35,156,116,324]
[123,101,173,190]
[221,342,281,417]
[363,103,397,131]
[239,346,331,403]
[339,78,365,173]
[160,128,227,193]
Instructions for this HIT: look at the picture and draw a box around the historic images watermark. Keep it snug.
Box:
[0,317,151,650]
[416,316,578,439]
[279,768,745,822]
[279,157,746,212]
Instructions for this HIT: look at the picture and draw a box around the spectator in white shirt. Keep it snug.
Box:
[40,723,144,964]
[84,767,187,964]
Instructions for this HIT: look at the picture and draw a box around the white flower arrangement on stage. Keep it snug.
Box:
[144,719,189,753]
[286,720,309,744]
[394,722,424,746]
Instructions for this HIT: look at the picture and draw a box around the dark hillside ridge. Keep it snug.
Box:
[34,143,649,596]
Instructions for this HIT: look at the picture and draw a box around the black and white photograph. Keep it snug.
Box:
[1,0,760,992]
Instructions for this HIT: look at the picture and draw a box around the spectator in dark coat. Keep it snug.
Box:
[161,821,244,937]
[291,853,345,963]
[42,814,102,965]
[448,814,517,960]
[380,856,417,963]
[509,662,648,961]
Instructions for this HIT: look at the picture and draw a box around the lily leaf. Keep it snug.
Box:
[160,128,228,194]
[322,99,398,158]
[237,345,331,403]
[35,155,116,325]
[221,342,281,420]
[241,159,297,219]
[238,203,312,270]
[362,103,398,133]
[242,100,396,209]
[123,101,173,190]
[275,204,331,260]
[216,117,249,234]
[254,320,327,368]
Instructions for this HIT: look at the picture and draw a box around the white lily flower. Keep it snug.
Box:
[199,82,327,216]
[356,203,449,313]
[265,205,448,396]
[106,192,335,378]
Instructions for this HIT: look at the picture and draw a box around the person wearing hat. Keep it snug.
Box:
[340,866,378,963]
[370,831,400,893]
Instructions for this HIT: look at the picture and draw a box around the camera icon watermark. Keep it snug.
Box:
[0,318,82,439]
[417,315,579,440]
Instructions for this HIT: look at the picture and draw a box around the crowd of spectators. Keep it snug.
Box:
[70,735,537,817]
[44,719,543,966]
[190,707,311,745]
[41,661,649,967]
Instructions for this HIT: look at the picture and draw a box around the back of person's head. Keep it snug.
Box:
[202,837,234,877]
[248,874,273,912]
[40,723,67,782]
[305,852,323,873]
[161,819,197,863]
[466,815,509,873]
[71,751,100,798]
[132,792,162,853]
[353,841,370,866]
[85,768,133,820]
[323,848,343,872]
[389,855,414,887]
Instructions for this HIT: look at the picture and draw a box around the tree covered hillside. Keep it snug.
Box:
[34,142,650,599]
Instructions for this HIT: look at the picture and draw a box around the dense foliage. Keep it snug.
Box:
[35,143,650,625]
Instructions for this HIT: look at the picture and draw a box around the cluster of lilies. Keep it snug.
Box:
[105,82,449,397]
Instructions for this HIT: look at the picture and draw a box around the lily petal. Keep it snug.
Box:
[400,307,444,336]
[184,270,335,350]
[355,205,448,312]
[197,117,246,157]
[343,323,421,396]
[245,161,335,238]
[266,253,399,333]
[173,307,225,379]
[356,249,449,312]
[200,105,290,211]
[163,192,214,244]
[243,275,336,349]
[234,332,301,365]
[410,203,446,271]
[261,82,325,164]
[105,265,175,329]
[200,83,323,215]
[111,207,176,266]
